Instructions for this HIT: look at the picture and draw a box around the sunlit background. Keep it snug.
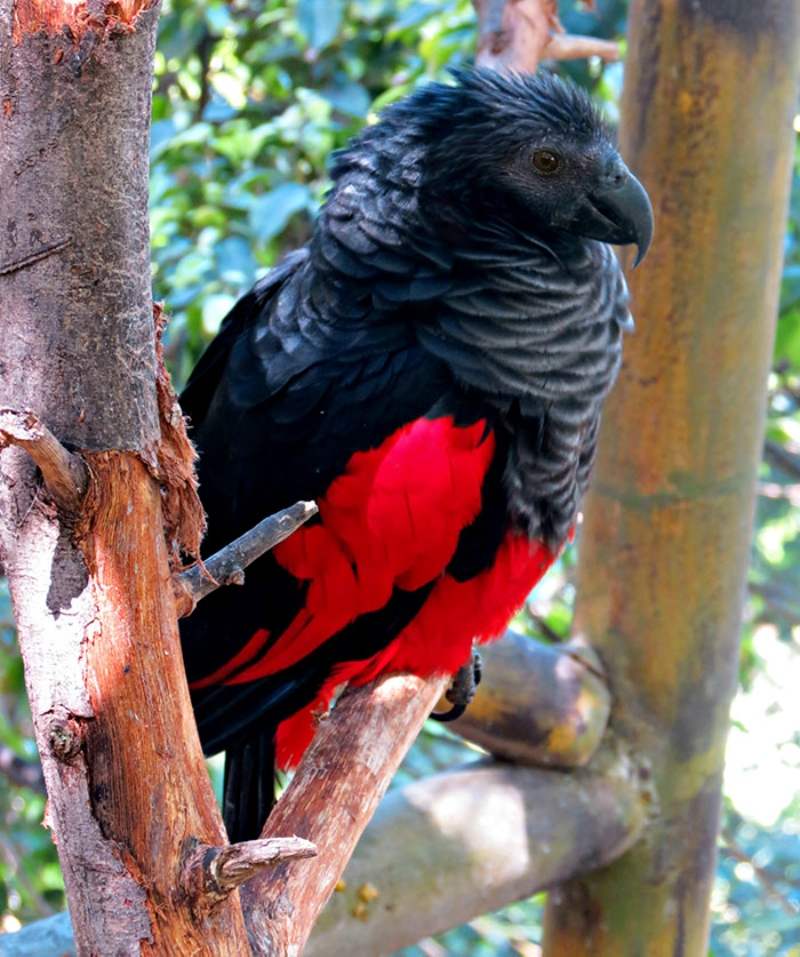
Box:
[1,1,799,954]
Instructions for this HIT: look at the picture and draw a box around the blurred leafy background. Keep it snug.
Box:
[1,0,799,954]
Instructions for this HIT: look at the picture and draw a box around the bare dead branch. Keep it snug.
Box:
[242,672,449,956]
[0,409,89,513]
[181,836,317,912]
[0,237,73,278]
[474,0,618,72]
[544,32,620,61]
[174,500,318,616]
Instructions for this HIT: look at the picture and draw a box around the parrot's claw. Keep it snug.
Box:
[431,648,482,723]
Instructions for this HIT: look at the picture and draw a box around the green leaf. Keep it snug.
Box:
[297,0,344,51]
[250,183,312,243]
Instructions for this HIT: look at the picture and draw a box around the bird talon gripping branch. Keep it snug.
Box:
[179,68,653,841]
[432,648,483,723]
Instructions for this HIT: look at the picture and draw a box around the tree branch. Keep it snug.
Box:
[6,752,647,957]
[181,836,317,914]
[474,0,619,72]
[307,754,646,955]
[0,409,89,513]
[174,500,318,616]
[448,631,610,767]
[242,672,449,956]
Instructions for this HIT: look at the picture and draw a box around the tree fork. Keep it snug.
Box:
[543,2,800,955]
[0,2,255,951]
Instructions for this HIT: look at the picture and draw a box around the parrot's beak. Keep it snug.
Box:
[586,165,654,267]
[556,160,654,267]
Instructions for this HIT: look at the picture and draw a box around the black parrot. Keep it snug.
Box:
[179,68,653,841]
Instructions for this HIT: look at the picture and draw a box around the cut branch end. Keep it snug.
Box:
[182,836,317,911]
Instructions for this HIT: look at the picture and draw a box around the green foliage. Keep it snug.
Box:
[1,1,799,953]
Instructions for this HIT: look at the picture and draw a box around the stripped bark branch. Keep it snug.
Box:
[174,500,318,617]
[242,673,449,955]
[0,409,88,513]
[307,753,646,955]
[474,0,619,72]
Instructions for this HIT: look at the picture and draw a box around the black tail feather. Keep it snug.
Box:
[222,730,276,843]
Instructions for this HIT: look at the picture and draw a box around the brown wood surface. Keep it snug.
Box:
[242,674,448,956]
[307,756,645,956]
[448,631,611,767]
[0,4,253,952]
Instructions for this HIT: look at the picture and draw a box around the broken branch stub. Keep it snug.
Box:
[174,500,318,616]
[0,409,89,513]
[181,836,317,914]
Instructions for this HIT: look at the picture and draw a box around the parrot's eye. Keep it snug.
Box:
[532,149,561,175]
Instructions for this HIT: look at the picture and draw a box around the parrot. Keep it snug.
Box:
[179,68,653,842]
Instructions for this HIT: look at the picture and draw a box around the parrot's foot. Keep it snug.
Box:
[431,648,482,723]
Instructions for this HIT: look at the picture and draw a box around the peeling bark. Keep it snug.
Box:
[0,3,253,952]
[13,0,158,45]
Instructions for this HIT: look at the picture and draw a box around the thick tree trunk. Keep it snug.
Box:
[542,2,800,955]
[0,4,252,952]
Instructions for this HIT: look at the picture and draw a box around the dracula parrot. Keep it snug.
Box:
[179,68,654,841]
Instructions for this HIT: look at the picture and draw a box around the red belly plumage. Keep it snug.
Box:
[190,413,556,767]
[275,529,554,767]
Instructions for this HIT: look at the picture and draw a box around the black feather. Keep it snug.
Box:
[180,68,638,840]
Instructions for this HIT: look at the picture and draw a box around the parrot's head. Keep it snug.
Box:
[373,68,654,266]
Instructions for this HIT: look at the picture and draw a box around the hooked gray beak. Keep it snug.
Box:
[557,159,654,266]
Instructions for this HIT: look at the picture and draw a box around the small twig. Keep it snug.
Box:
[182,835,317,911]
[0,236,73,278]
[174,500,318,617]
[763,438,800,481]
[0,409,89,513]
[0,743,46,794]
[525,605,565,643]
[721,833,800,916]
[543,33,620,61]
